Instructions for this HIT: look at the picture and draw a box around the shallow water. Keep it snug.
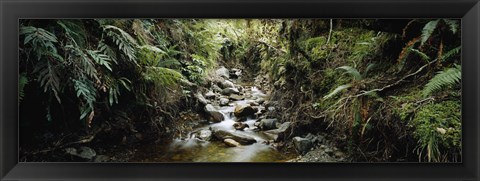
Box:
[132,87,296,162]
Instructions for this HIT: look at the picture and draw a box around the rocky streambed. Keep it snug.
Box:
[128,66,348,162]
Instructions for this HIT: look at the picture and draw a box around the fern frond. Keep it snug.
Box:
[441,46,461,61]
[104,25,138,61]
[421,20,439,46]
[33,61,61,103]
[337,66,362,80]
[422,65,461,97]
[57,20,87,47]
[442,19,459,34]
[20,26,59,61]
[66,45,99,81]
[19,73,29,102]
[87,50,112,71]
[98,41,118,63]
[324,84,352,99]
[411,48,431,62]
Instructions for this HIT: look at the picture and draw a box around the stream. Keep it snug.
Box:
[131,69,297,162]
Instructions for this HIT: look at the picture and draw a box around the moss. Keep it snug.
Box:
[410,100,461,162]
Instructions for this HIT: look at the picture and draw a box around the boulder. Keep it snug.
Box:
[196,129,213,141]
[263,122,292,141]
[234,104,256,118]
[219,79,236,89]
[204,104,224,122]
[233,122,249,130]
[195,92,210,105]
[221,87,240,95]
[213,130,256,145]
[212,84,223,93]
[224,139,241,147]
[293,137,313,155]
[259,118,277,130]
[205,91,216,99]
[219,98,230,106]
[216,66,230,79]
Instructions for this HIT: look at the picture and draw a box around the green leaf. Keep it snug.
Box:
[421,20,439,46]
[324,84,352,99]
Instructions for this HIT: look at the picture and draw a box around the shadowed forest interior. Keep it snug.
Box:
[19,19,461,162]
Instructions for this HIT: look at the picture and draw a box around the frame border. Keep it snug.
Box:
[1,0,479,180]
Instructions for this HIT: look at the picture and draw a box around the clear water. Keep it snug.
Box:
[132,87,296,162]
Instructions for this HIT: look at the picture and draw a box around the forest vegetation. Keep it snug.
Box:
[19,19,461,162]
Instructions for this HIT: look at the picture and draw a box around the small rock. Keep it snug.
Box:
[219,80,236,89]
[234,104,256,118]
[213,129,257,145]
[78,146,96,160]
[233,122,249,130]
[219,98,230,106]
[229,94,245,101]
[436,127,446,134]
[259,119,277,130]
[224,139,241,147]
[293,137,313,155]
[195,92,210,105]
[197,129,213,141]
[205,91,216,99]
[221,87,240,95]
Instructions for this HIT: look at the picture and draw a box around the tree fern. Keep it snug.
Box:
[422,65,461,97]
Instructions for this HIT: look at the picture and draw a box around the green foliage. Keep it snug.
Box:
[411,100,461,162]
[323,84,352,99]
[336,66,362,80]
[103,25,138,61]
[19,73,29,102]
[20,26,59,61]
[33,60,62,103]
[421,20,439,46]
[422,65,461,97]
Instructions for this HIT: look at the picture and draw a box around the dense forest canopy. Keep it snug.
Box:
[19,19,461,162]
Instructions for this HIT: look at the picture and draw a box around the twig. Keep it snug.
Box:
[326,19,333,45]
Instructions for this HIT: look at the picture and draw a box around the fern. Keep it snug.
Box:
[337,66,362,80]
[20,26,59,61]
[87,50,112,71]
[421,20,439,46]
[104,25,138,61]
[34,60,62,103]
[324,84,352,99]
[107,77,131,106]
[441,46,461,61]
[74,79,96,120]
[57,20,87,47]
[65,45,99,81]
[442,19,459,34]
[422,65,461,97]
[98,41,118,63]
[411,48,431,62]
[19,73,29,102]
[143,67,184,87]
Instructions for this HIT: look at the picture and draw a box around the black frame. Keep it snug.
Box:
[1,0,479,180]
